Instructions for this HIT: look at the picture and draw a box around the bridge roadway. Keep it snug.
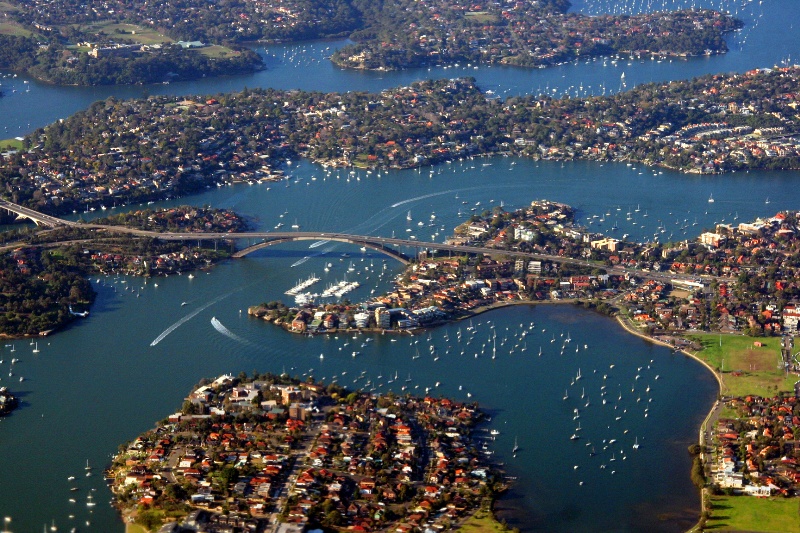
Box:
[83,225,708,284]
[0,199,81,227]
[0,198,711,284]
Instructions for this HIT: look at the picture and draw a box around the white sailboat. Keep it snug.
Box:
[512,437,519,453]
[708,193,714,203]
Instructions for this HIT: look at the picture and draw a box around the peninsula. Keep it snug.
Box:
[331,6,741,71]
[3,66,800,218]
[0,0,740,84]
[253,198,800,348]
[109,373,504,532]
[0,205,246,337]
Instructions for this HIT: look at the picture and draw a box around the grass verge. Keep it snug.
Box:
[459,510,512,533]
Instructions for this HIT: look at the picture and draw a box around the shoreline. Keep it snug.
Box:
[614,314,722,532]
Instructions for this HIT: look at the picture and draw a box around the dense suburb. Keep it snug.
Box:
[0,0,740,84]
[2,68,800,217]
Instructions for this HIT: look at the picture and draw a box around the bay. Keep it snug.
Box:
[0,155,783,532]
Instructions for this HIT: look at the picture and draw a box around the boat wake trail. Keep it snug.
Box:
[211,317,252,346]
[389,184,525,209]
[150,293,229,346]
[390,189,460,208]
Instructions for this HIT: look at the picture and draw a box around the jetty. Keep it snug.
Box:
[285,275,320,296]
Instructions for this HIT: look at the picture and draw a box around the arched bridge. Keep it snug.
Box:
[230,235,413,264]
[0,199,80,227]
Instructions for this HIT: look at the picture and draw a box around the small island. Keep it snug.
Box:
[109,372,506,532]
[0,386,18,416]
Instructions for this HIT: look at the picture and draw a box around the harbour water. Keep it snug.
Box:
[0,264,717,533]
[0,155,780,532]
[0,0,799,531]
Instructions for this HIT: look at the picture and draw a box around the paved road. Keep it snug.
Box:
[0,197,720,284]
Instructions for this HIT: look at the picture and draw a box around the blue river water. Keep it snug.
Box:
[0,0,798,531]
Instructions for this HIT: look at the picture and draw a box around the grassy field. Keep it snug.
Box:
[125,524,149,533]
[0,21,31,37]
[459,511,509,533]
[80,22,172,45]
[705,495,800,532]
[464,12,500,24]
[688,333,796,397]
[0,138,24,151]
[0,1,20,13]
[199,44,240,59]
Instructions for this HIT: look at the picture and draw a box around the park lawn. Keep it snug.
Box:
[687,333,796,397]
[199,45,240,59]
[464,12,500,24]
[0,1,20,13]
[80,22,173,45]
[705,495,800,532]
[458,511,508,533]
[0,138,24,151]
[0,21,31,37]
[126,524,149,533]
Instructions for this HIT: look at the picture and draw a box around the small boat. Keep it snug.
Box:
[633,437,640,450]
[512,437,519,453]
[708,193,714,203]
